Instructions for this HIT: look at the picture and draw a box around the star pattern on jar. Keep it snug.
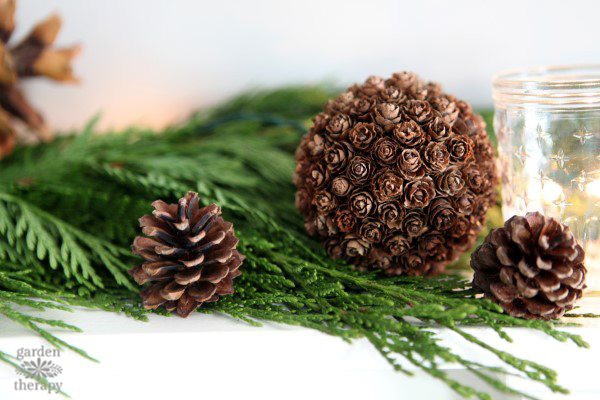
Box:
[572,128,594,145]
[571,170,590,191]
[537,169,551,189]
[550,149,570,170]
[536,124,551,146]
[514,145,529,166]
[552,194,573,215]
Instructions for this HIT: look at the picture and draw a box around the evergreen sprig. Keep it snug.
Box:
[0,86,590,399]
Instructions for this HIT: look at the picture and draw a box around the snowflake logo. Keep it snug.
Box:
[16,358,63,380]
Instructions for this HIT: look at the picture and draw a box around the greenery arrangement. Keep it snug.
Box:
[0,86,590,399]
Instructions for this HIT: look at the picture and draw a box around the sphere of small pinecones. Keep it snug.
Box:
[294,72,497,276]
[471,212,586,320]
[129,192,244,318]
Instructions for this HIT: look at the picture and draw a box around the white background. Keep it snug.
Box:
[14,0,600,131]
[1,303,600,400]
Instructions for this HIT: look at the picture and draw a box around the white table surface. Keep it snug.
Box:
[1,298,599,400]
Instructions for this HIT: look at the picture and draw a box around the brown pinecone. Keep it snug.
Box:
[0,0,80,158]
[471,212,586,320]
[129,192,244,318]
[294,72,497,276]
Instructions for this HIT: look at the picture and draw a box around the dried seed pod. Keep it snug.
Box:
[447,135,474,164]
[428,198,457,231]
[394,120,425,147]
[326,114,353,139]
[349,122,379,150]
[404,100,435,124]
[129,192,244,318]
[372,169,404,203]
[403,177,436,209]
[324,141,352,173]
[423,141,450,173]
[335,208,357,233]
[373,137,400,165]
[436,166,466,197]
[0,4,81,157]
[398,148,425,179]
[346,156,373,185]
[471,212,586,320]
[331,176,353,197]
[359,218,386,243]
[429,95,459,126]
[374,103,402,131]
[377,201,404,229]
[349,96,376,121]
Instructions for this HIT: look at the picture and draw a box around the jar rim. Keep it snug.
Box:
[493,64,600,108]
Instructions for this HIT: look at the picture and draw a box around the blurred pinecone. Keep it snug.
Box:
[129,192,244,318]
[471,212,586,320]
[0,0,80,158]
[294,72,497,276]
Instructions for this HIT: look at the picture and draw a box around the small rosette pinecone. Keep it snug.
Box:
[471,212,586,320]
[129,192,244,318]
[294,72,497,276]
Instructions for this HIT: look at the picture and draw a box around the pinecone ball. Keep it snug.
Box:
[294,72,497,276]
[471,212,586,320]
[129,192,244,317]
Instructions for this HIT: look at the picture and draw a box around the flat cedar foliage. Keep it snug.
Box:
[0,86,590,399]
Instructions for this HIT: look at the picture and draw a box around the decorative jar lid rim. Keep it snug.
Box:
[493,64,600,108]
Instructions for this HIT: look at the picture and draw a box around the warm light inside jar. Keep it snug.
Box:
[493,64,600,294]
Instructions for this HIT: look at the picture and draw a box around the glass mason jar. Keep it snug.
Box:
[493,65,600,293]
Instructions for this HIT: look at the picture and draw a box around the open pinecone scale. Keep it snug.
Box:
[0,0,80,158]
[471,212,586,320]
[294,72,497,276]
[129,192,244,317]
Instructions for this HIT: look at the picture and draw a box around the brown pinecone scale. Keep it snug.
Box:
[129,192,244,318]
[471,212,586,320]
[294,72,497,276]
[0,0,80,158]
